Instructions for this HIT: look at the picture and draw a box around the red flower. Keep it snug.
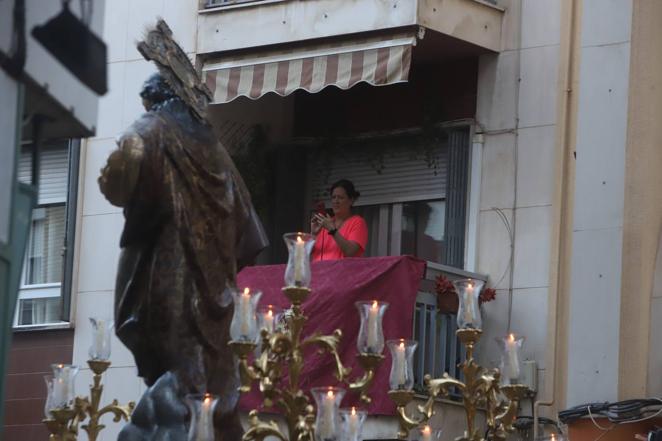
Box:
[479,287,497,304]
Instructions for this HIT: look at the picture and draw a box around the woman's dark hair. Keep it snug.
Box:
[329,179,360,200]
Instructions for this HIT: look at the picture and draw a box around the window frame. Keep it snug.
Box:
[12,139,80,330]
[302,123,476,268]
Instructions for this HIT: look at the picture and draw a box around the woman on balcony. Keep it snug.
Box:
[311,179,368,260]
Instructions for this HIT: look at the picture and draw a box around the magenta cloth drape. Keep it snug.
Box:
[236,255,426,415]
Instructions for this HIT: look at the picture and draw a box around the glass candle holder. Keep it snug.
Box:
[257,304,282,335]
[283,232,315,288]
[339,407,367,441]
[497,333,525,384]
[230,288,262,342]
[311,386,345,441]
[419,425,442,441]
[186,393,219,441]
[387,339,417,391]
[453,278,485,329]
[255,304,283,357]
[43,375,54,418]
[356,300,389,354]
[88,317,114,361]
[50,364,79,408]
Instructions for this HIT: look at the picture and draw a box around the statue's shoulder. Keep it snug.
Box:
[123,111,168,140]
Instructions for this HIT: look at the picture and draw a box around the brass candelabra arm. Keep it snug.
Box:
[243,409,288,441]
[485,384,528,441]
[230,341,260,392]
[44,407,78,441]
[418,373,466,420]
[347,353,384,404]
[82,399,135,441]
[301,329,351,382]
[388,389,426,439]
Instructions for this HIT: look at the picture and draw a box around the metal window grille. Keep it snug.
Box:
[412,291,465,399]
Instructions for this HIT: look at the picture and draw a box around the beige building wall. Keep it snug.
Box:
[475,0,561,399]
[619,0,662,399]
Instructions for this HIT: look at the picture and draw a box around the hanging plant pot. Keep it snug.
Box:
[436,294,459,314]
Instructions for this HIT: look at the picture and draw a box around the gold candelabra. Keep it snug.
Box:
[229,286,383,441]
[389,328,528,441]
[42,360,135,441]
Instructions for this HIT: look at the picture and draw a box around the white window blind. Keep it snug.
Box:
[18,143,70,205]
[310,140,448,207]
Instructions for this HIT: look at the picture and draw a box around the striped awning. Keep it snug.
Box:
[202,32,416,104]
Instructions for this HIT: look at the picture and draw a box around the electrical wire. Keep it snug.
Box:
[559,398,662,426]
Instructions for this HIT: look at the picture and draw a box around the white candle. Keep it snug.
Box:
[93,319,105,359]
[293,235,305,284]
[52,377,66,407]
[263,307,274,332]
[505,334,521,380]
[394,341,406,387]
[240,288,251,337]
[198,395,213,439]
[463,283,474,325]
[421,425,432,441]
[348,407,359,439]
[319,389,335,439]
[366,301,379,351]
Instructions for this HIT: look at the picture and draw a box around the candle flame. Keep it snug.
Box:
[327,390,334,398]
[371,300,378,309]
[297,235,304,244]
[204,395,211,404]
[509,333,515,342]
[243,287,250,295]
[267,309,273,318]
[550,435,556,441]
[399,341,405,349]
[351,406,356,416]
[422,425,431,434]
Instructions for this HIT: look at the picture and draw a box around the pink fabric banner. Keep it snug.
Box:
[236,255,426,415]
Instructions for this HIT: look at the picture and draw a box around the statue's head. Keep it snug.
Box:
[140,73,177,111]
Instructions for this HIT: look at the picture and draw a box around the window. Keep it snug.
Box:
[14,140,79,328]
[308,127,470,266]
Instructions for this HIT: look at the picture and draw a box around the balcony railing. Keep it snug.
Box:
[412,262,487,397]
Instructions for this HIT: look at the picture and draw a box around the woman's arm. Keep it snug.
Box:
[330,230,361,257]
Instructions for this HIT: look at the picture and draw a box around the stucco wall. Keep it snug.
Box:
[475,0,561,399]
[565,0,632,407]
[619,0,662,399]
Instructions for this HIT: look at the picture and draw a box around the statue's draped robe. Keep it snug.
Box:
[100,101,259,437]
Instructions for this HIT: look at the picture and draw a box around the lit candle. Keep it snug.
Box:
[393,340,406,387]
[463,282,474,326]
[505,333,521,380]
[421,425,432,441]
[348,407,359,438]
[93,319,106,359]
[293,235,305,284]
[52,377,66,407]
[319,389,335,439]
[366,300,379,351]
[240,288,251,337]
[198,394,213,439]
[263,306,275,332]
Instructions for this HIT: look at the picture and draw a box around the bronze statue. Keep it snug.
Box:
[98,21,267,441]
